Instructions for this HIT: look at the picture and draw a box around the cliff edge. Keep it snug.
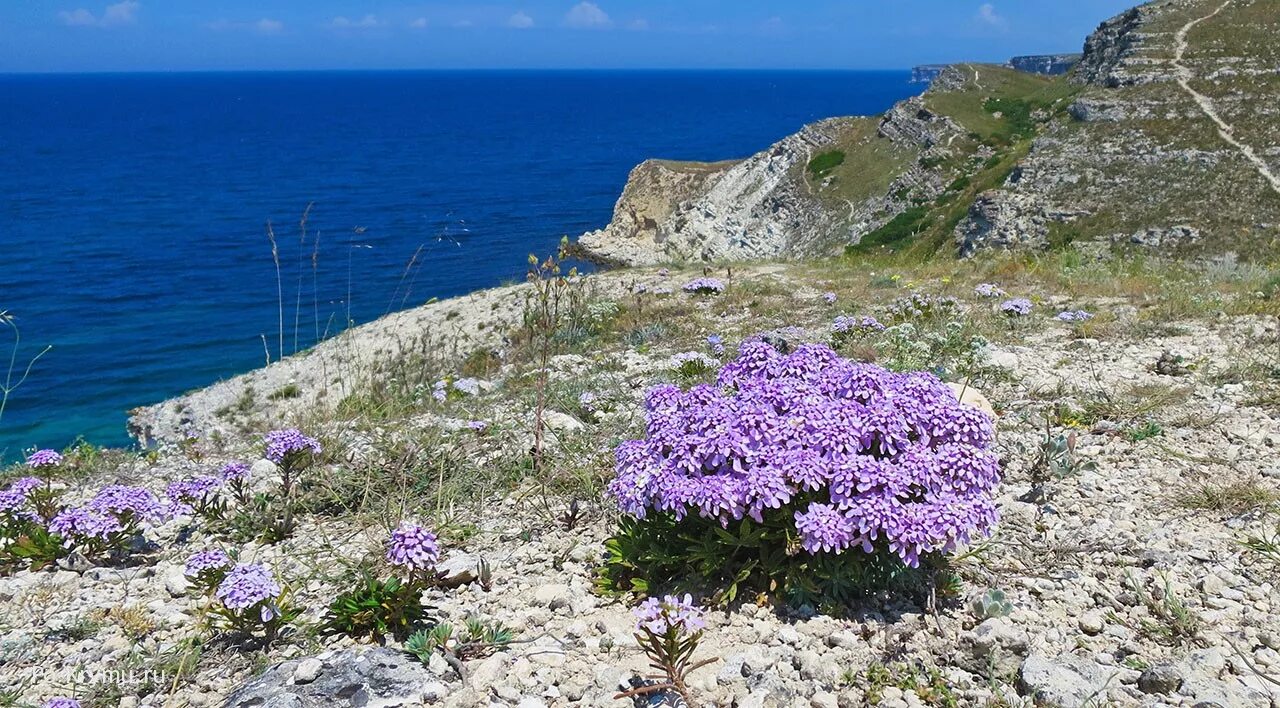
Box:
[579,0,1280,265]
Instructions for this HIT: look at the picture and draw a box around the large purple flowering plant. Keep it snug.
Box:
[601,339,999,607]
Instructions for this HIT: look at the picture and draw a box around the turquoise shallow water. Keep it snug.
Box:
[0,70,919,460]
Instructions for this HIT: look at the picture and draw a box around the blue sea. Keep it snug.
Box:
[0,70,918,460]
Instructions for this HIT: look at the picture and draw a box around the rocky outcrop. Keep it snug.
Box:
[910,65,950,84]
[224,648,449,707]
[576,159,735,266]
[1007,54,1082,76]
[1072,7,1151,87]
[957,0,1280,259]
[577,119,858,265]
[577,80,969,265]
[584,0,1280,265]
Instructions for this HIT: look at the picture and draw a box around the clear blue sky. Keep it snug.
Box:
[0,1,1140,72]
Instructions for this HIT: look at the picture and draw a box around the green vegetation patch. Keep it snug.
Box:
[848,207,934,253]
[807,150,846,178]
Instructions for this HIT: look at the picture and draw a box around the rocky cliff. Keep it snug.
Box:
[579,0,1280,265]
[1007,54,1082,76]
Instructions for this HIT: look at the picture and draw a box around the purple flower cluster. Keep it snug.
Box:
[0,478,40,524]
[608,341,999,567]
[89,485,166,523]
[831,315,886,336]
[706,335,725,357]
[682,278,725,295]
[386,522,440,573]
[467,420,489,433]
[49,507,123,545]
[1000,298,1033,316]
[166,476,223,508]
[26,449,63,469]
[44,700,81,708]
[216,563,282,620]
[1055,310,1094,322]
[974,283,1007,298]
[219,461,251,481]
[634,594,705,636]
[263,429,322,466]
[184,549,232,578]
[823,292,838,305]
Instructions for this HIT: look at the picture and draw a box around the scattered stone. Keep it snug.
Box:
[1137,664,1183,694]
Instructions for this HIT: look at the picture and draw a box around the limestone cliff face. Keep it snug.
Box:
[577,96,964,265]
[578,119,853,265]
[580,0,1280,266]
[956,0,1280,259]
[576,159,735,266]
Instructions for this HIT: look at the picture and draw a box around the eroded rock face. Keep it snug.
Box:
[576,159,735,266]
[577,119,857,266]
[957,0,1280,259]
[223,647,450,707]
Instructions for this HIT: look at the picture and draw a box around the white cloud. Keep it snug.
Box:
[58,1,138,28]
[506,11,534,29]
[58,8,97,26]
[453,19,474,27]
[101,0,139,26]
[208,17,283,34]
[626,18,648,31]
[564,2,610,29]
[254,18,284,34]
[409,17,429,29]
[975,3,1007,29]
[330,14,380,29]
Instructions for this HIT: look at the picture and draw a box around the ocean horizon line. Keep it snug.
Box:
[0,67,923,78]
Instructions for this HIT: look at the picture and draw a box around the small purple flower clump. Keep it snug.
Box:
[386,522,440,573]
[706,335,725,357]
[823,292,838,305]
[167,476,222,506]
[832,315,886,336]
[48,507,123,545]
[634,594,705,637]
[89,485,166,524]
[216,563,283,620]
[1056,310,1094,322]
[974,283,1006,298]
[0,477,44,522]
[44,699,81,708]
[0,488,37,524]
[467,420,489,433]
[608,340,999,568]
[219,462,251,481]
[1000,298,1033,317]
[9,477,43,496]
[26,449,63,469]
[263,429,322,466]
[682,278,725,295]
[184,549,232,578]
[453,378,481,396]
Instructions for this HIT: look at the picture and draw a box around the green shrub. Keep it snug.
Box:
[807,150,846,178]
[848,207,933,253]
[598,514,934,611]
[321,573,433,642]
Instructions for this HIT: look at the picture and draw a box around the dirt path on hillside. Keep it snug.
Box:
[1173,0,1280,196]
